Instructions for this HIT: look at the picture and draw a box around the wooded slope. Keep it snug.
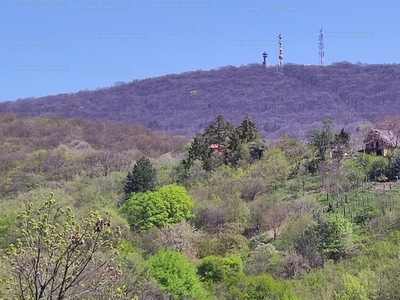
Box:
[2,62,400,139]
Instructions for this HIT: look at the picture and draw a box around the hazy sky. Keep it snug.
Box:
[1,0,399,101]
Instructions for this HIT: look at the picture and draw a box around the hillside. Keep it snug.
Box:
[0,114,186,198]
[2,112,400,299]
[2,62,400,139]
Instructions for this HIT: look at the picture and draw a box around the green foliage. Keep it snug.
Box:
[148,250,211,300]
[334,273,369,300]
[124,156,157,199]
[4,193,124,300]
[197,255,243,282]
[10,113,400,299]
[355,153,389,181]
[236,115,260,144]
[187,133,208,166]
[278,212,314,251]
[387,149,400,180]
[183,115,265,173]
[196,232,250,258]
[249,148,290,190]
[121,184,194,231]
[343,159,367,189]
[319,214,355,260]
[158,184,194,223]
[309,119,335,159]
[334,128,350,147]
[297,214,356,265]
[224,129,248,167]
[203,115,234,146]
[121,191,166,231]
[0,211,19,249]
[226,274,300,300]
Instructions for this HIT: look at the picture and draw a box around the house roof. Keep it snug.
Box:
[364,129,400,148]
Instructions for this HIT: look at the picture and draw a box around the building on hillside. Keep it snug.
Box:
[209,144,225,156]
[362,129,400,156]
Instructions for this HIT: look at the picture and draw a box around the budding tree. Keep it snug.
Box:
[4,193,125,300]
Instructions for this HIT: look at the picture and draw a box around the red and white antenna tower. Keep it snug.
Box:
[277,33,283,70]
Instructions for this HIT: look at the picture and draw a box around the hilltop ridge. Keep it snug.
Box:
[1,62,400,139]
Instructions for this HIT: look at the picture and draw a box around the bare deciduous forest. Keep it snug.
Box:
[2,62,400,139]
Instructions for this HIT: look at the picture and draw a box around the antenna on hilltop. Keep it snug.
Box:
[262,52,269,68]
[277,33,283,71]
[319,28,324,66]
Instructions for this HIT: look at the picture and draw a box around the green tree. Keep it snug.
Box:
[249,149,291,190]
[332,128,351,160]
[387,149,400,180]
[334,273,369,300]
[158,184,194,224]
[224,130,247,167]
[317,214,355,261]
[235,115,265,162]
[236,115,260,144]
[368,155,389,181]
[227,274,300,300]
[148,250,211,300]
[197,255,243,282]
[297,214,355,264]
[124,156,157,199]
[335,128,350,147]
[121,184,194,231]
[203,115,234,146]
[187,133,208,167]
[4,194,124,300]
[247,139,266,161]
[309,119,335,159]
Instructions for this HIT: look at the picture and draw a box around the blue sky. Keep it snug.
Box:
[1,0,399,101]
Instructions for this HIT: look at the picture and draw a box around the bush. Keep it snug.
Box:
[148,250,211,300]
[121,184,194,231]
[197,255,243,282]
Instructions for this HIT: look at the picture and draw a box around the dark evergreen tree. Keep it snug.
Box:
[334,128,350,147]
[236,115,260,143]
[332,128,351,159]
[187,133,208,166]
[224,130,245,167]
[203,115,234,146]
[124,156,157,199]
[247,138,266,161]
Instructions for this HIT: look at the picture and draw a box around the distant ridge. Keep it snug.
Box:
[2,62,400,139]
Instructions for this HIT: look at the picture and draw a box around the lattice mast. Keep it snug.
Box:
[277,33,283,70]
[319,28,324,66]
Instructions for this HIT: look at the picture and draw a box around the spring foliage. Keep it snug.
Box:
[148,250,210,300]
[121,184,194,231]
[4,193,124,300]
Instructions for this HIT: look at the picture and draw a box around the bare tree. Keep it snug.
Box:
[266,203,291,240]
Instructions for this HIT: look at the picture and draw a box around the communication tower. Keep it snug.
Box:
[262,52,269,68]
[319,28,324,66]
[277,33,283,70]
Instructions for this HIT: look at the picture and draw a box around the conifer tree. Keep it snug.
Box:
[124,156,157,199]
[187,133,208,166]
[203,115,234,145]
[224,130,246,167]
[237,115,260,143]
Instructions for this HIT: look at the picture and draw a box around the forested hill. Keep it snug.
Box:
[2,62,400,139]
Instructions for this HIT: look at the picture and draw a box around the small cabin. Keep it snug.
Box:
[362,129,400,156]
[208,144,225,156]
